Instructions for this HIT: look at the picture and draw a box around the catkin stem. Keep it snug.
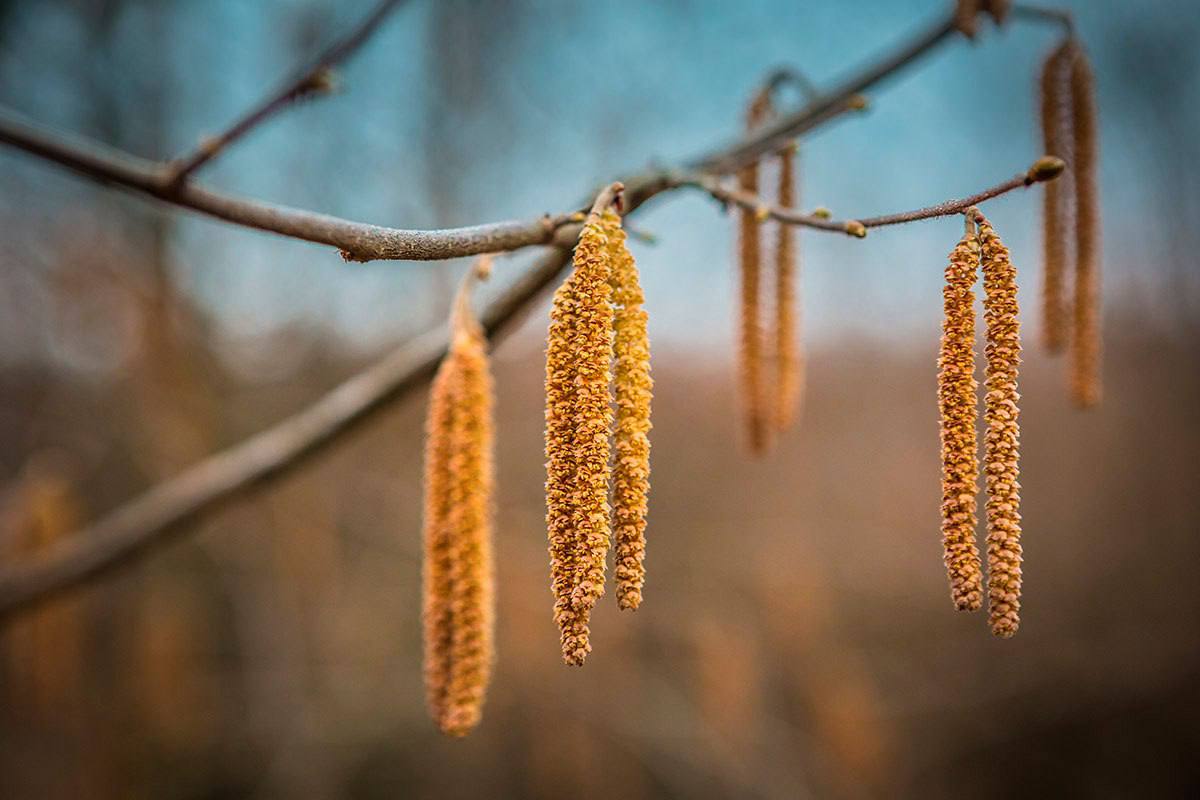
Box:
[1069,44,1101,408]
[606,210,652,611]
[977,216,1023,638]
[1039,42,1072,354]
[938,213,984,612]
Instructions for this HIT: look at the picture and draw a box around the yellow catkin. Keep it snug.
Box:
[954,0,981,39]
[738,94,773,455]
[977,216,1023,638]
[938,217,984,612]
[1069,45,1101,408]
[546,212,614,665]
[604,210,652,611]
[422,260,495,735]
[774,144,803,431]
[1039,42,1072,354]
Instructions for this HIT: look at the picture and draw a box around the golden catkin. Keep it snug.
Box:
[938,218,984,612]
[977,216,1023,638]
[422,261,495,735]
[546,212,614,665]
[1069,45,1101,408]
[604,210,652,611]
[1039,42,1072,354]
[774,144,803,431]
[738,94,773,455]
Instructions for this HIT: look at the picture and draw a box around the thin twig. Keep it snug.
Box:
[677,157,1064,236]
[167,0,409,185]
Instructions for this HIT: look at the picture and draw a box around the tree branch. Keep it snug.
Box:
[167,0,410,184]
[680,157,1065,236]
[0,5,1073,616]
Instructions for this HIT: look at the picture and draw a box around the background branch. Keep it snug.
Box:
[167,0,410,184]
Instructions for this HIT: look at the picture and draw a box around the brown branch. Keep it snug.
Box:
[0,7,1072,616]
[167,0,409,184]
[0,108,581,262]
[678,156,1064,236]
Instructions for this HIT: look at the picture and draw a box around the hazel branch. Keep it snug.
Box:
[681,157,1064,237]
[167,0,410,185]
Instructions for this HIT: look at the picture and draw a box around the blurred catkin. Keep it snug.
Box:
[605,210,653,611]
[954,0,981,38]
[1039,41,1072,354]
[977,217,1023,638]
[738,93,773,455]
[774,144,803,432]
[938,216,984,612]
[1069,45,1101,408]
[546,211,615,665]
[423,260,495,734]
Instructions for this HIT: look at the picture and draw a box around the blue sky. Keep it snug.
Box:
[0,0,1196,366]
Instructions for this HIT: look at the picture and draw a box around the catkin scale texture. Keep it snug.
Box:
[938,226,984,612]
[546,214,614,665]
[774,145,803,432]
[422,321,496,735]
[978,218,1023,638]
[1039,42,1072,354]
[605,210,652,611]
[1069,46,1101,408]
[737,95,773,455]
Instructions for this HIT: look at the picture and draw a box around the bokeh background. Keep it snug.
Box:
[2,0,1198,797]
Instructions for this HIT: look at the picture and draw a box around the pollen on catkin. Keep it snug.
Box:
[774,143,804,432]
[1069,44,1101,408]
[604,210,653,612]
[1039,41,1073,354]
[546,207,615,665]
[938,214,984,612]
[738,93,774,456]
[977,216,1023,638]
[422,258,495,735]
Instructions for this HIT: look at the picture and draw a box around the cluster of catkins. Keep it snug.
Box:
[1039,38,1102,407]
[422,257,496,736]
[938,210,1023,637]
[737,91,805,456]
[545,189,653,666]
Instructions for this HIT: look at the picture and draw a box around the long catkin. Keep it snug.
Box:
[605,210,653,612]
[774,144,803,432]
[546,212,614,665]
[977,216,1023,638]
[423,263,495,736]
[1039,42,1072,354]
[938,217,984,612]
[1069,45,1101,408]
[738,95,773,455]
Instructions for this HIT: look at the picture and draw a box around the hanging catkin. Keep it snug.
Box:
[1069,44,1101,408]
[422,257,495,735]
[977,216,1023,638]
[938,214,984,612]
[605,209,653,611]
[546,203,615,666]
[774,143,803,432]
[1038,42,1072,354]
[738,93,773,455]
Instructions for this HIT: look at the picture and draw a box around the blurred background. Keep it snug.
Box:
[1,0,1198,797]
